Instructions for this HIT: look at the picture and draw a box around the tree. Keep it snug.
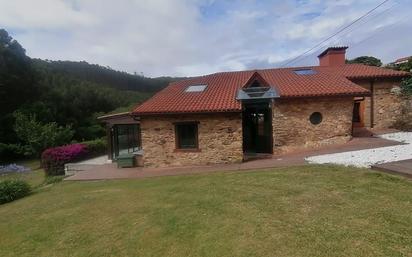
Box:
[400,77,412,95]
[0,28,175,160]
[397,58,412,72]
[347,56,382,67]
[13,112,74,156]
[0,29,39,143]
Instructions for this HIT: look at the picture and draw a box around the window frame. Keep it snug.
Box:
[112,124,142,159]
[174,121,200,151]
[293,69,317,75]
[185,85,207,92]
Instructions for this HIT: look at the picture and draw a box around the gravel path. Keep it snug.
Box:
[305,132,412,168]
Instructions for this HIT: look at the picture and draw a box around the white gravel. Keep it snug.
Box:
[305,132,412,168]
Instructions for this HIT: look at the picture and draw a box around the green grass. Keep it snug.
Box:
[0,165,411,257]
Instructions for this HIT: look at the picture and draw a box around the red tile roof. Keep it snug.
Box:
[132,64,409,115]
[319,64,409,79]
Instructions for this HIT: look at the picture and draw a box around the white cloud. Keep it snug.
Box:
[0,0,96,29]
[0,0,411,77]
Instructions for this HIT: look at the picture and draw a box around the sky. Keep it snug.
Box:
[0,0,411,77]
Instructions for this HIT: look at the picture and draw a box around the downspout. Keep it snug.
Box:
[107,125,113,160]
[370,80,374,128]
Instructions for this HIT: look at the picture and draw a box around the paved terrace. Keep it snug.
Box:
[66,135,401,181]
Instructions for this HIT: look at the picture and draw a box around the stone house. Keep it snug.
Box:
[106,47,410,167]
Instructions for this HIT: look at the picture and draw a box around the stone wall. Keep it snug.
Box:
[140,113,243,167]
[353,79,405,129]
[272,97,354,153]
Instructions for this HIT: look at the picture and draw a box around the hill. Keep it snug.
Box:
[0,28,181,159]
[31,59,183,92]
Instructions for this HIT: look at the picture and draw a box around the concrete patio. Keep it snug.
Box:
[65,135,403,181]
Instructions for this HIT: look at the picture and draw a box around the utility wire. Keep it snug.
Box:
[280,0,391,67]
[285,1,399,66]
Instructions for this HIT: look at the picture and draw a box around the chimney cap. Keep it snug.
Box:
[318,46,348,58]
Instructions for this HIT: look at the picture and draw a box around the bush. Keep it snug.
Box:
[82,138,107,157]
[41,144,88,176]
[400,77,412,96]
[0,180,31,204]
[0,143,23,160]
[41,139,107,176]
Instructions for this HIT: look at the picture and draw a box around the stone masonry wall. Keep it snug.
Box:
[141,113,243,167]
[354,79,404,129]
[272,97,354,153]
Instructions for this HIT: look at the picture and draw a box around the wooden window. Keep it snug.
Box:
[175,122,199,150]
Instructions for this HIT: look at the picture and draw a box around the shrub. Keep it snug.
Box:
[41,144,88,176]
[41,139,107,176]
[400,77,412,96]
[0,180,31,204]
[0,143,24,160]
[82,138,107,157]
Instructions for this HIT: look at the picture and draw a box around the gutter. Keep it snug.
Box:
[370,80,375,128]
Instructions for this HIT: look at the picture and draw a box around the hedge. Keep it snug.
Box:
[41,138,107,176]
[0,180,31,204]
[82,138,107,157]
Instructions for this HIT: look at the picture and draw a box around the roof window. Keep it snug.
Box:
[185,84,207,92]
[293,69,317,75]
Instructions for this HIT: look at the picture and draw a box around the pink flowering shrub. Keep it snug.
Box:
[41,144,88,176]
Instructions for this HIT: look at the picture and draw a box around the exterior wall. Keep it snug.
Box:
[354,79,404,129]
[272,97,354,153]
[141,113,243,167]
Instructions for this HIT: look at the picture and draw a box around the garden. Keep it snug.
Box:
[0,138,106,205]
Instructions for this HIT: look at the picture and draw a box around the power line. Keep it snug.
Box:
[280,0,391,67]
[349,13,409,52]
[283,1,399,66]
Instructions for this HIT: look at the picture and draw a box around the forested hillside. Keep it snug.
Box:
[0,29,179,160]
[32,59,181,92]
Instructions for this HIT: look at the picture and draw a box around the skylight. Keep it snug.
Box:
[185,84,207,92]
[293,69,317,75]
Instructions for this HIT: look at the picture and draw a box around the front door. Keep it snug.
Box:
[353,100,365,127]
[242,103,273,154]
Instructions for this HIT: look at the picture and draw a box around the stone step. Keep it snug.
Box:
[243,153,273,162]
[65,163,97,176]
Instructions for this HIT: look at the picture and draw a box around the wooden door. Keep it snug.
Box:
[353,101,365,127]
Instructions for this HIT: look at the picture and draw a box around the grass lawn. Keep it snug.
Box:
[0,165,411,257]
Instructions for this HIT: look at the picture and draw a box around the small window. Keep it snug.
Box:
[175,122,199,149]
[294,69,317,75]
[250,80,261,88]
[309,112,322,125]
[185,84,207,92]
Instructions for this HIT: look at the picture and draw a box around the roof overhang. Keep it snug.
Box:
[236,87,280,101]
[97,112,140,124]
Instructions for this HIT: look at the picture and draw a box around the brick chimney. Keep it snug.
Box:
[318,46,348,66]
